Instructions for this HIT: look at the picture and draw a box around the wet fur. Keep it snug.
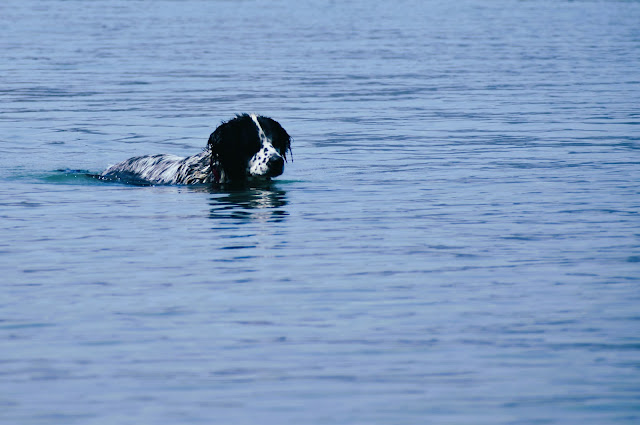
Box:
[101,114,291,185]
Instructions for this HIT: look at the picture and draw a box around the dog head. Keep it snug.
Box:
[208,114,291,183]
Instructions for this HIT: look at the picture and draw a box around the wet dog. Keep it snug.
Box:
[101,114,291,185]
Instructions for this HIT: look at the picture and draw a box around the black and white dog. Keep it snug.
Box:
[101,114,291,185]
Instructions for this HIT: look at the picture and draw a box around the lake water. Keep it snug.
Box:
[1,0,639,423]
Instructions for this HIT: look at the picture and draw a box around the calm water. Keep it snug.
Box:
[1,0,639,423]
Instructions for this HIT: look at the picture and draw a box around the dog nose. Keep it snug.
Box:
[267,155,284,177]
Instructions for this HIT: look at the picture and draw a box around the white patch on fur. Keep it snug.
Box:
[250,114,268,145]
[101,151,211,185]
[248,114,281,177]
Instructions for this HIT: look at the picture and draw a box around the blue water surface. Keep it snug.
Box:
[1,1,639,424]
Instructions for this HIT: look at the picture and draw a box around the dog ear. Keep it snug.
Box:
[208,123,226,178]
[264,117,292,162]
[208,119,247,182]
[207,127,220,169]
[208,125,222,155]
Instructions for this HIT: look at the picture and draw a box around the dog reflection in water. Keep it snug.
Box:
[208,188,288,222]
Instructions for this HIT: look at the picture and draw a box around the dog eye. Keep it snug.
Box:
[273,141,287,153]
[248,135,261,152]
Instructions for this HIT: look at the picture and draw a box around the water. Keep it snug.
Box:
[1,0,639,423]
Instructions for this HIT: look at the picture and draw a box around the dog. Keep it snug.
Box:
[100,114,291,185]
